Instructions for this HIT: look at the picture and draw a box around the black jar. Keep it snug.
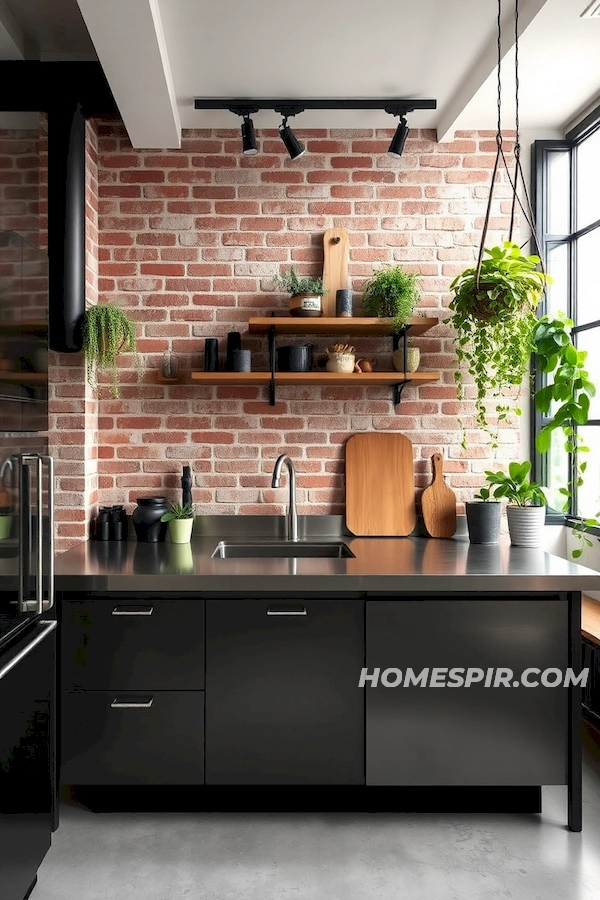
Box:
[132,497,168,543]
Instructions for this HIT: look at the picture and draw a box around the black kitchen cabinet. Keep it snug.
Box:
[62,597,204,690]
[205,598,365,785]
[61,690,205,785]
[366,598,568,786]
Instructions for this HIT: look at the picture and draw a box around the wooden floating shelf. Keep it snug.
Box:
[0,320,48,336]
[0,371,47,384]
[247,316,438,336]
[190,371,440,387]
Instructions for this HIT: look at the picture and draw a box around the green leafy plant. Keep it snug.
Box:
[82,303,140,398]
[448,242,551,444]
[273,267,325,296]
[362,265,419,332]
[533,313,598,556]
[473,486,495,502]
[160,502,195,523]
[483,461,547,507]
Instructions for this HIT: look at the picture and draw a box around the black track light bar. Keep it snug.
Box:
[195,98,437,117]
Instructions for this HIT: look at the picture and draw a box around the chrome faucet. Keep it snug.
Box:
[271,454,298,542]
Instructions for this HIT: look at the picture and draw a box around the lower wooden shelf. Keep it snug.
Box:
[190,371,439,387]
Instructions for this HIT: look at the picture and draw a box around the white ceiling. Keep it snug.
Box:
[1,0,599,145]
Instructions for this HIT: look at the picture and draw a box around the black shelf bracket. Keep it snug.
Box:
[268,324,276,406]
[393,381,409,406]
[392,325,409,407]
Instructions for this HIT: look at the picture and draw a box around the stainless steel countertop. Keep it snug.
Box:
[45,515,600,594]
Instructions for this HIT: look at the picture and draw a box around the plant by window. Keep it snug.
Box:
[533,313,598,556]
[448,242,550,445]
[82,303,140,399]
[273,267,325,296]
[362,265,419,332]
[483,461,547,507]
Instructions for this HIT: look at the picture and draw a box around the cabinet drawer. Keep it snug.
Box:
[61,598,204,690]
[61,691,205,785]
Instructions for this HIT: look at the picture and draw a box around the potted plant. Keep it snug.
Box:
[82,303,140,398]
[0,504,13,541]
[160,502,195,543]
[448,242,550,443]
[273,267,326,317]
[483,461,547,548]
[362,264,419,333]
[465,486,502,544]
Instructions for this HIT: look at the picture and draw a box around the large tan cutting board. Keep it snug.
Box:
[322,227,349,317]
[345,433,416,536]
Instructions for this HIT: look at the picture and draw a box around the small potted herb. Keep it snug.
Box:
[82,303,140,398]
[465,486,502,544]
[273,267,326,317]
[160,502,195,544]
[362,264,419,333]
[483,461,547,548]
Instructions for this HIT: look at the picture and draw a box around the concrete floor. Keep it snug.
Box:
[35,723,600,900]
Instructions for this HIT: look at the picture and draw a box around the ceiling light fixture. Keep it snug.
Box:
[241,114,257,155]
[581,1,600,17]
[278,115,305,160]
[387,116,410,157]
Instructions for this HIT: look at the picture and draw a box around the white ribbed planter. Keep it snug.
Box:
[506,505,546,548]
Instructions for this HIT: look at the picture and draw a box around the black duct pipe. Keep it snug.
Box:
[48,101,86,352]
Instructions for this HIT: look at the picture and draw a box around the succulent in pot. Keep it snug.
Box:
[272,267,326,318]
[465,486,502,545]
[483,461,547,548]
[160,502,195,544]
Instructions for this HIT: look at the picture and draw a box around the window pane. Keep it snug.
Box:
[575,327,600,418]
[577,129,600,230]
[546,242,569,317]
[547,150,571,234]
[575,226,600,325]
[543,425,569,513]
[575,426,600,519]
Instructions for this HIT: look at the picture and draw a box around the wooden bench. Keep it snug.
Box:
[582,594,600,646]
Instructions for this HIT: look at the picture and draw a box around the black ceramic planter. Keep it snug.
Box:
[465,501,501,544]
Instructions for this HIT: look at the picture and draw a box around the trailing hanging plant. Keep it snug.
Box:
[533,313,598,557]
[82,303,140,399]
[362,264,419,332]
[447,242,550,445]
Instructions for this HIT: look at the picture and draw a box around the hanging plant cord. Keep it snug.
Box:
[476,0,545,287]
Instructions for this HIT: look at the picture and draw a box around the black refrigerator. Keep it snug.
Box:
[0,230,57,900]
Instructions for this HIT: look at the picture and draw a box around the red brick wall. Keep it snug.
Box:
[55,119,521,540]
[0,126,44,244]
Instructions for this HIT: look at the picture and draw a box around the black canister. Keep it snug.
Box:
[111,505,128,541]
[132,497,168,543]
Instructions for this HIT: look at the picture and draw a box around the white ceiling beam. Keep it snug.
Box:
[436,0,551,143]
[76,0,181,148]
[0,0,25,59]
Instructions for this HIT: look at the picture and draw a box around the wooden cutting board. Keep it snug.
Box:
[421,452,457,538]
[345,433,416,536]
[322,227,349,317]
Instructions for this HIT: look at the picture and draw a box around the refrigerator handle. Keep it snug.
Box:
[34,455,43,615]
[17,456,28,614]
[42,455,55,611]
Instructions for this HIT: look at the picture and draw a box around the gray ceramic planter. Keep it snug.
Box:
[465,501,501,544]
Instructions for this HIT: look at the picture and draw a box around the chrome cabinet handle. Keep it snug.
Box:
[111,606,154,616]
[42,455,54,611]
[0,621,57,681]
[266,607,307,616]
[110,698,154,709]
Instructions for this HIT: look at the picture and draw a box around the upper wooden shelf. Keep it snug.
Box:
[190,371,440,387]
[0,320,47,337]
[247,316,438,336]
[0,371,47,384]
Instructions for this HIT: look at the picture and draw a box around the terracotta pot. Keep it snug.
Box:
[289,293,322,317]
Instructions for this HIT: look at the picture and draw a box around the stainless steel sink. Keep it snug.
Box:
[212,541,355,559]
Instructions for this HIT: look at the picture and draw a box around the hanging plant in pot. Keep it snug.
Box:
[272,267,326,318]
[448,242,550,445]
[483,461,547,548]
[465,486,502,544]
[82,303,140,398]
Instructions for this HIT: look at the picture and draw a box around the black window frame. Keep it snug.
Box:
[532,105,600,531]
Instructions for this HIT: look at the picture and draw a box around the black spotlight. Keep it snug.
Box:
[388,117,409,157]
[279,117,305,160]
[241,115,257,155]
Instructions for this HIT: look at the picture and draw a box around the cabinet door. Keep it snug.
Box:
[206,599,364,785]
[366,598,568,786]
[61,691,204,785]
[61,598,204,690]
